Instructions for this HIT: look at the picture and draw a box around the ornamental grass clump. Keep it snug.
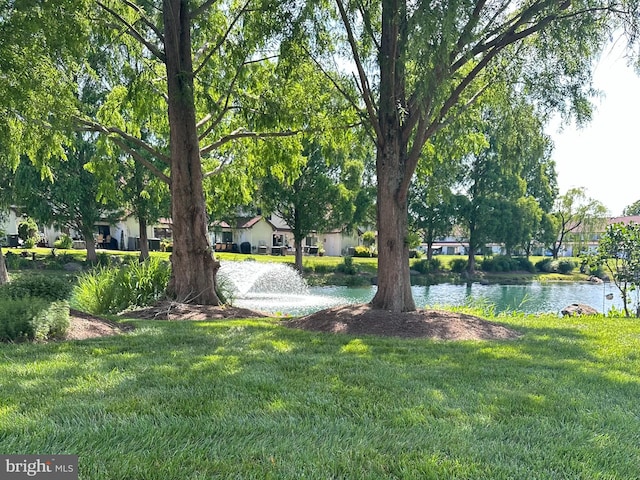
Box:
[72,257,171,315]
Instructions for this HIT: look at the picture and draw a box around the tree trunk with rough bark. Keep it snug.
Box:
[84,227,97,263]
[370,147,415,312]
[369,0,416,312]
[138,217,150,262]
[0,246,9,285]
[163,0,221,304]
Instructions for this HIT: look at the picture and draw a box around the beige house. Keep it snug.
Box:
[317,229,362,257]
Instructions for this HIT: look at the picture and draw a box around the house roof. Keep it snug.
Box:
[236,216,266,229]
[608,215,640,225]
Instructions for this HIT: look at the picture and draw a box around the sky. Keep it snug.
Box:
[547,40,640,217]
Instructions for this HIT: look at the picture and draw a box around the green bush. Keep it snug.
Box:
[54,234,73,249]
[582,262,606,279]
[535,258,575,274]
[311,263,333,274]
[73,257,171,314]
[449,258,468,273]
[336,256,357,275]
[557,259,576,274]
[0,274,74,301]
[3,251,28,269]
[0,298,69,342]
[413,258,442,274]
[23,237,37,248]
[18,217,38,244]
[480,255,536,273]
[515,257,536,273]
[535,258,554,273]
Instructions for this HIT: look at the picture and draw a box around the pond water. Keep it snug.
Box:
[233,281,629,317]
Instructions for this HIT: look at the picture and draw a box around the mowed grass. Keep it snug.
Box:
[1,313,640,479]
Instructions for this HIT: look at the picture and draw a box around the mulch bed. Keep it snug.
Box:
[284,304,521,340]
[65,302,520,341]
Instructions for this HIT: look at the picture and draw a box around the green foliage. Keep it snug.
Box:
[3,252,24,269]
[547,187,608,259]
[54,234,73,249]
[535,257,554,273]
[557,259,576,274]
[535,258,575,274]
[449,258,468,273]
[623,199,640,216]
[588,222,640,317]
[480,256,536,273]
[0,298,69,342]
[0,274,74,301]
[72,258,170,315]
[413,258,442,274]
[362,231,376,247]
[336,256,357,275]
[353,246,373,258]
[17,217,38,243]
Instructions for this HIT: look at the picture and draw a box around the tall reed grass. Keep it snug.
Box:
[72,257,171,314]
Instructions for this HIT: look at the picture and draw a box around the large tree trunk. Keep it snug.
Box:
[371,160,415,312]
[83,227,98,263]
[369,0,415,312]
[163,0,220,304]
[0,246,9,285]
[138,216,150,262]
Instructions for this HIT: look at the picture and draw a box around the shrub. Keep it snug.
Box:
[73,257,171,314]
[413,258,442,274]
[449,258,468,273]
[336,256,357,275]
[23,237,37,248]
[515,257,536,273]
[54,234,73,249]
[480,255,513,272]
[0,298,69,342]
[312,263,333,274]
[535,258,554,273]
[4,251,27,269]
[557,259,576,274]
[535,258,575,274]
[353,246,372,257]
[362,231,376,247]
[0,274,74,301]
[480,255,535,273]
[582,262,606,279]
[17,217,38,245]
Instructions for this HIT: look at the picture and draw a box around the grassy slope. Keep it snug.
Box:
[1,313,639,479]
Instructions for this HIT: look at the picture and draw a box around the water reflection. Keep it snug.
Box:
[234,281,624,316]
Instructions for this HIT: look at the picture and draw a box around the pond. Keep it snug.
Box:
[233,281,629,317]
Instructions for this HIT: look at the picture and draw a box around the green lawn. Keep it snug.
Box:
[1,312,640,479]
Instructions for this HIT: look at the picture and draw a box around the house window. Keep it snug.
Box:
[154,227,172,240]
[306,236,318,246]
[221,231,232,243]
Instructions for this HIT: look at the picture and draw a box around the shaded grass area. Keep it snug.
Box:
[2,313,640,478]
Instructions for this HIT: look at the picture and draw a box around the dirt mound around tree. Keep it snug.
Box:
[121,301,269,321]
[284,304,521,340]
[64,302,519,342]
